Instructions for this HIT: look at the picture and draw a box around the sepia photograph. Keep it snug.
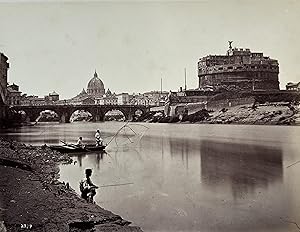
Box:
[0,0,300,231]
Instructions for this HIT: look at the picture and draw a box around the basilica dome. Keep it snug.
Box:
[87,70,105,97]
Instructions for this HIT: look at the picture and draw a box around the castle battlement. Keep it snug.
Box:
[198,42,279,91]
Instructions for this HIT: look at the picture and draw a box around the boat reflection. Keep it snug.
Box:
[71,151,105,169]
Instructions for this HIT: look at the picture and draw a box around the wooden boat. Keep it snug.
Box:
[49,144,106,153]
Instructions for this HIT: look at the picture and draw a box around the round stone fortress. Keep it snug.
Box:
[87,70,105,97]
[198,42,279,91]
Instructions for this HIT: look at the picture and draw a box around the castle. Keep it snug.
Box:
[198,42,279,91]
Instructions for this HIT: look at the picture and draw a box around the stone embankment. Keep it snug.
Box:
[140,103,300,125]
[0,139,142,232]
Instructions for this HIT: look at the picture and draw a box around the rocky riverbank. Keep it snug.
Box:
[0,139,142,232]
[205,103,300,125]
[139,102,300,125]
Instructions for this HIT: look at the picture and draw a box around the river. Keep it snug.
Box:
[1,122,300,232]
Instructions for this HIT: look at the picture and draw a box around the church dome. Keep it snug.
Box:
[87,70,105,97]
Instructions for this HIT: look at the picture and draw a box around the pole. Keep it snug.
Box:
[184,68,187,91]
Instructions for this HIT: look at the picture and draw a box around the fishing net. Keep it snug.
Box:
[106,123,149,148]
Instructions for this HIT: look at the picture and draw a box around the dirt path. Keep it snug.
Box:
[0,139,142,232]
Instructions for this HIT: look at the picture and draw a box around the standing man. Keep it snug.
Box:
[95,129,103,146]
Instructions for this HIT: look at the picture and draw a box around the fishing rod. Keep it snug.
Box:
[286,160,300,168]
[99,182,134,188]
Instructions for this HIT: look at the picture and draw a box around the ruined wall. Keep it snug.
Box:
[206,97,255,111]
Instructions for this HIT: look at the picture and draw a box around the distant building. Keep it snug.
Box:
[44,91,60,104]
[20,91,59,106]
[68,89,91,105]
[47,91,59,102]
[6,83,22,105]
[0,53,9,106]
[116,93,130,105]
[198,42,279,91]
[70,70,107,104]
[0,53,9,125]
[20,95,45,106]
[95,89,118,105]
[286,82,300,91]
[87,70,105,97]
[129,91,168,106]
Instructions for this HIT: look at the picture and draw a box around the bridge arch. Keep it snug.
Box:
[21,109,60,123]
[69,109,93,122]
[11,104,150,123]
[102,107,129,121]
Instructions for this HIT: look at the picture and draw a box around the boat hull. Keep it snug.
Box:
[49,144,106,153]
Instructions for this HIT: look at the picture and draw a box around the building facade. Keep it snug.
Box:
[116,93,130,105]
[130,91,168,106]
[95,89,118,105]
[198,42,279,91]
[46,91,59,102]
[0,53,9,125]
[6,83,22,105]
[0,53,9,105]
[286,82,300,91]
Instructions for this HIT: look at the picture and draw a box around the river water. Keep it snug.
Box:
[1,122,300,232]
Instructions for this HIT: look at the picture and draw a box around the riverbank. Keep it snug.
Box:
[205,103,300,125]
[0,139,142,232]
[142,103,300,125]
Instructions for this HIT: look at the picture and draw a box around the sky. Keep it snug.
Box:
[0,0,299,99]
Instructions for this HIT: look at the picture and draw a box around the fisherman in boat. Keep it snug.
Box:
[79,168,98,203]
[95,129,103,146]
[76,136,85,148]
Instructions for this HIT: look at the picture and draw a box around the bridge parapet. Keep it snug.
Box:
[11,104,150,122]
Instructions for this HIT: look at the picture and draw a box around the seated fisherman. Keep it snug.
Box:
[79,168,98,203]
[76,136,85,148]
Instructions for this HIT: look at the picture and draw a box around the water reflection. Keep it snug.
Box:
[167,136,201,171]
[2,122,298,231]
[200,140,283,199]
[72,151,105,169]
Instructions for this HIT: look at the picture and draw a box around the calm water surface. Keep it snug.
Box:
[1,122,300,232]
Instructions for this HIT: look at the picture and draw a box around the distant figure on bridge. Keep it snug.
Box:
[76,137,85,148]
[95,129,103,146]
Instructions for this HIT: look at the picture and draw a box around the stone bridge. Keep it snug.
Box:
[11,104,150,123]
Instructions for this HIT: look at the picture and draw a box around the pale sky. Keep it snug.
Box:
[0,0,299,99]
